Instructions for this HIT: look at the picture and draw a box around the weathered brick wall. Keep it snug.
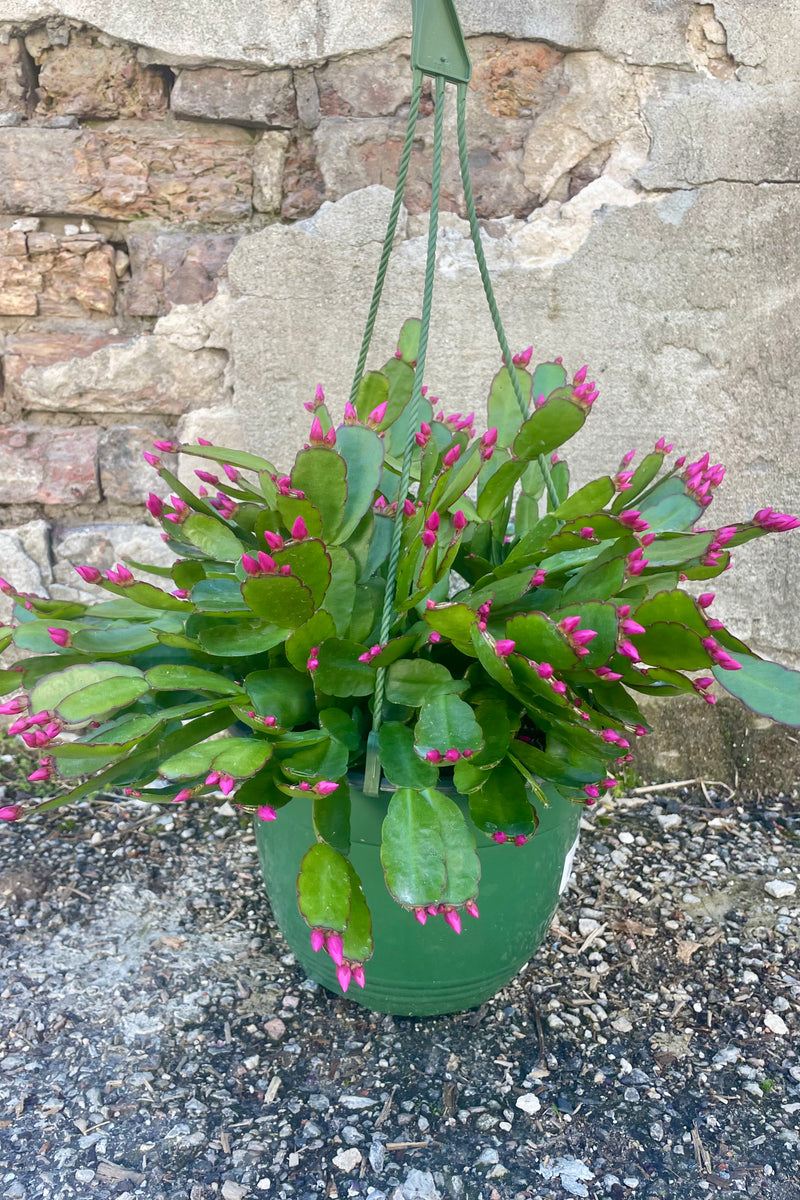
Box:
[0,16,603,605]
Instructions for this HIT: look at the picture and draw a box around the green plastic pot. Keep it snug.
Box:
[254,775,581,1016]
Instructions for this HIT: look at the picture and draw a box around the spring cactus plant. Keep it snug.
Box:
[1,318,799,994]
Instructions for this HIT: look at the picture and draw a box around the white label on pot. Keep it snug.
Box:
[559,833,580,895]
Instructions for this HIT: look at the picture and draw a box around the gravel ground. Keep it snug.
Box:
[1,754,798,1200]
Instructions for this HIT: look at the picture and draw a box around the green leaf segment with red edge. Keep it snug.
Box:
[1,322,799,993]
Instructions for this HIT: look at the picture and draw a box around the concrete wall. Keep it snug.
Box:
[0,0,798,692]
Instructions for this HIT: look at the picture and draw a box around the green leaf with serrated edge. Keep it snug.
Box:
[554,478,615,521]
[182,514,245,561]
[641,532,713,568]
[241,574,314,628]
[236,769,293,812]
[679,555,731,581]
[56,675,151,724]
[397,317,421,364]
[313,780,351,854]
[504,611,579,670]
[507,655,571,713]
[712,653,800,727]
[198,618,291,657]
[279,736,349,782]
[291,448,346,541]
[12,621,83,655]
[633,622,714,670]
[367,634,417,670]
[314,545,353,636]
[521,458,546,498]
[145,664,244,696]
[319,707,362,752]
[17,597,87,618]
[497,516,561,577]
[415,693,484,756]
[341,860,374,963]
[71,626,159,655]
[172,558,207,590]
[178,444,278,476]
[272,539,332,609]
[378,722,439,789]
[385,394,434,460]
[160,737,272,781]
[297,842,352,932]
[191,577,247,611]
[488,366,531,448]
[476,457,527,521]
[531,360,567,401]
[424,788,480,905]
[335,425,385,543]
[466,569,537,613]
[589,679,648,728]
[513,392,586,460]
[354,370,390,424]
[276,495,323,539]
[423,603,477,647]
[470,696,517,768]
[469,759,537,837]
[549,459,570,507]
[245,669,315,727]
[637,480,702,532]
[348,580,382,644]
[52,713,161,756]
[512,737,607,788]
[634,590,708,637]
[30,662,146,715]
[357,513,390,580]
[119,558,173,578]
[562,553,627,604]
[0,670,20,697]
[452,758,485,793]
[610,452,665,511]
[550,601,618,669]
[285,610,337,673]
[314,639,376,697]
[385,659,455,707]
[434,443,483,513]
[381,787,445,907]
[343,509,373,579]
[558,514,626,542]
[107,581,193,612]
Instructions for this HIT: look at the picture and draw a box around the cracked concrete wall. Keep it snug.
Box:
[0,0,798,694]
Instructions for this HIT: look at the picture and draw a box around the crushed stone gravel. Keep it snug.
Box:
[1,778,798,1200]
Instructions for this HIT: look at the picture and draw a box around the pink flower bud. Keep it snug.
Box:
[309,416,324,444]
[444,909,462,934]
[426,749,443,764]
[27,767,51,782]
[257,805,277,822]
[514,835,528,846]
[336,963,352,993]
[219,774,235,796]
[453,510,467,532]
[559,616,581,635]
[536,662,553,680]
[0,804,23,821]
[421,530,436,548]
[291,517,308,541]
[326,933,344,966]
[172,788,193,804]
[316,781,339,796]
[0,698,24,716]
[241,554,260,576]
[352,964,366,988]
[307,657,319,671]
[443,445,461,468]
[195,470,219,485]
[143,451,161,468]
[697,592,715,609]
[579,526,594,540]
[618,640,640,659]
[310,928,325,952]
[414,907,428,926]
[481,427,498,449]
[367,401,387,426]
[145,493,164,520]
[257,552,277,574]
[513,346,533,367]
[495,639,515,657]
[531,569,547,587]
[552,679,568,694]
[573,364,588,386]
[47,628,71,648]
[465,899,479,919]
[205,771,221,786]
[584,784,600,799]
[492,831,508,844]
[445,748,460,763]
[571,628,598,646]
[620,619,646,637]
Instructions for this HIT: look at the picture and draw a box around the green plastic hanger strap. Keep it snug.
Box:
[411,0,471,84]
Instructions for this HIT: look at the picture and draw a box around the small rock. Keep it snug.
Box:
[657,813,682,830]
[611,1015,633,1033]
[624,1087,640,1102]
[0,112,23,126]
[264,1017,286,1040]
[618,830,635,844]
[338,1094,377,1109]
[476,1148,499,1165]
[308,1093,330,1111]
[764,880,796,899]
[332,1147,362,1172]
[764,1011,789,1036]
[75,1169,96,1183]
[369,1139,386,1173]
[222,1184,249,1200]
[342,1125,363,1145]
[649,1121,664,1141]
[515,1093,542,1115]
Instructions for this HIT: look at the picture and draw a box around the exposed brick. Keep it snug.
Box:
[33,30,169,119]
[0,424,99,505]
[98,425,168,503]
[281,133,326,220]
[0,122,253,223]
[469,38,564,118]
[171,66,297,127]
[0,229,117,318]
[125,231,240,317]
[316,43,416,117]
[0,38,35,118]
[3,332,131,406]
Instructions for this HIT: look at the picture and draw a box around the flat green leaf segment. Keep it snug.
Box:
[712,653,800,726]
[160,738,272,781]
[296,843,373,963]
[381,787,479,908]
